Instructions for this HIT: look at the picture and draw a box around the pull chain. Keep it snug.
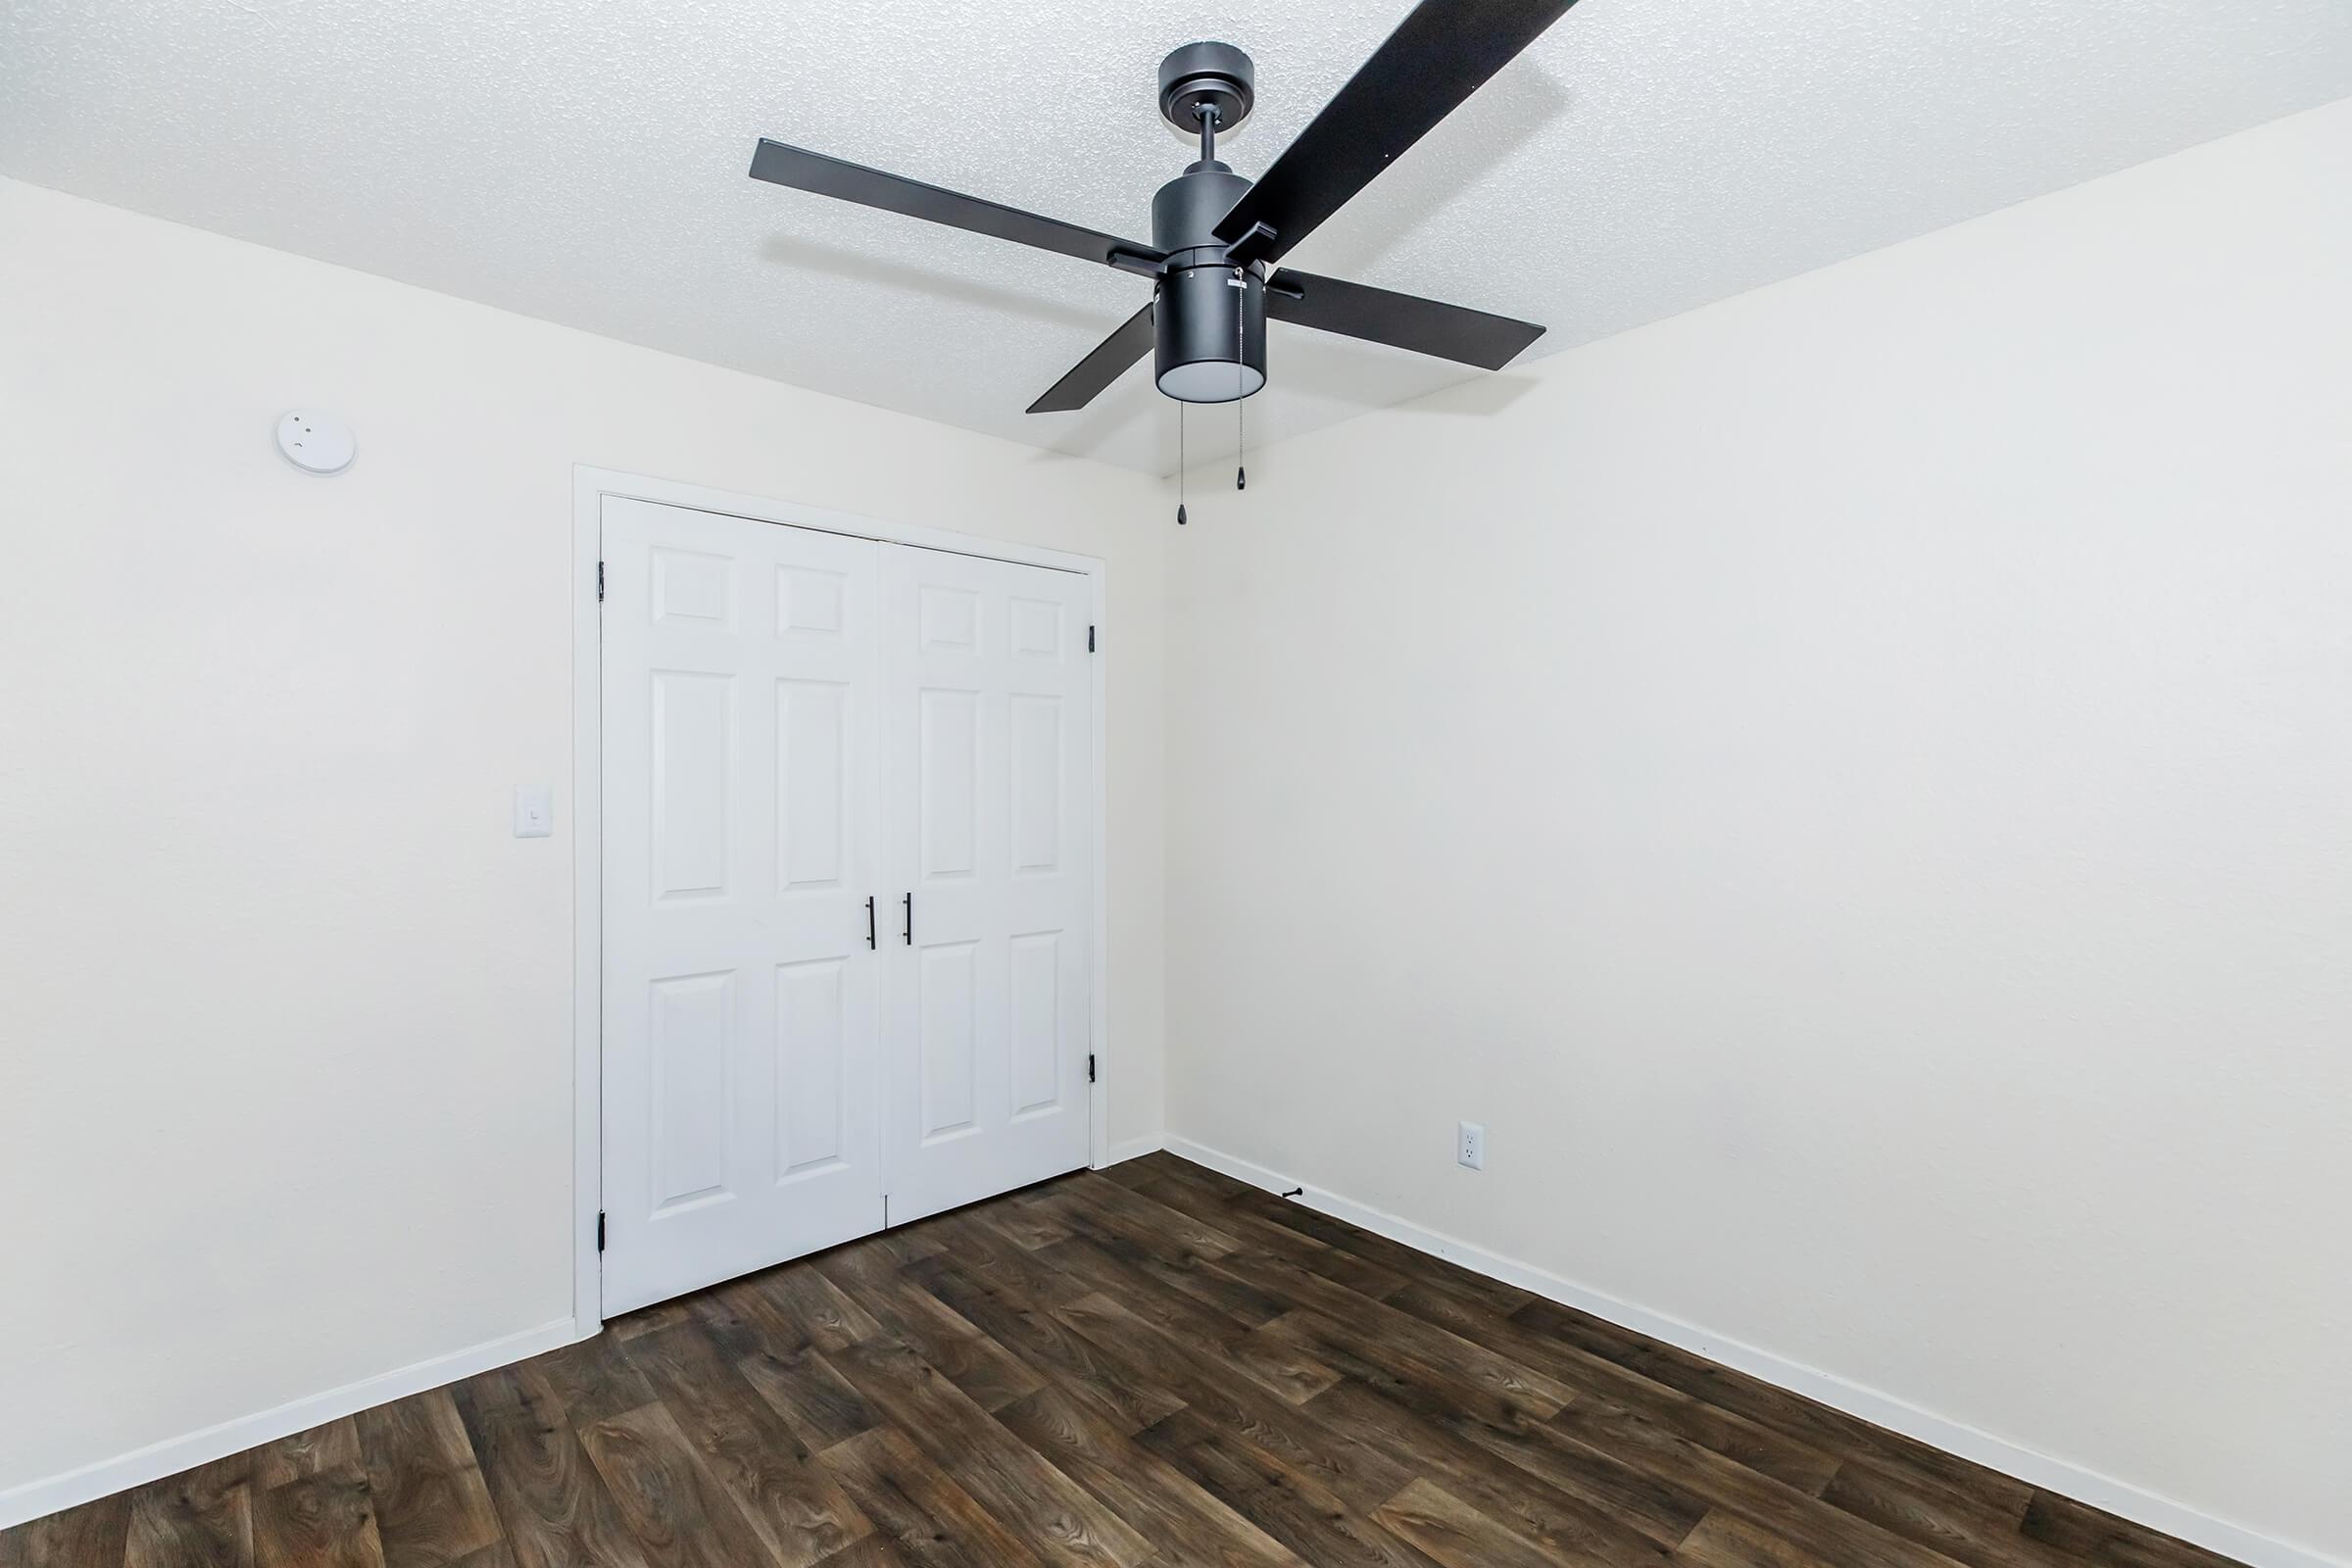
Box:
[1176,400,1188,526]
[1236,272,1248,490]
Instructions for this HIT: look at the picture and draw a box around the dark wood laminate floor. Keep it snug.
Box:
[2,1152,2248,1568]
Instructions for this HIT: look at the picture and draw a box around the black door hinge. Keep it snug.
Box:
[1088,624,1097,653]
[1088,1053,1097,1084]
[596,1211,607,1251]
[597,561,606,602]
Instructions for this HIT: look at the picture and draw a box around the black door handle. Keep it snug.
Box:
[903,893,913,945]
[865,896,876,950]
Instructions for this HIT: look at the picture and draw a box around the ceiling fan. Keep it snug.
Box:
[748,0,1577,422]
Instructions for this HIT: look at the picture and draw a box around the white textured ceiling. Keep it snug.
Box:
[5,1,2349,474]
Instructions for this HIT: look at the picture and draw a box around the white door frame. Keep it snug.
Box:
[569,465,1112,1332]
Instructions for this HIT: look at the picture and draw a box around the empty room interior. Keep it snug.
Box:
[3,1,2348,1565]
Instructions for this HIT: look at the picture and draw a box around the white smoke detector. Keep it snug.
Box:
[275,411,356,475]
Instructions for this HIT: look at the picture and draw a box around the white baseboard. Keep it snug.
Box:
[0,1316,584,1531]
[1162,1136,2339,1568]
[1099,1134,1166,1167]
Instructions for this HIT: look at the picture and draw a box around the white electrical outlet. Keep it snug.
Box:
[1457,1120,1487,1171]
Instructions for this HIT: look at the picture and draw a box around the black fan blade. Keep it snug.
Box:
[1213,0,1579,264]
[751,140,1165,275]
[1028,303,1156,414]
[1267,270,1543,368]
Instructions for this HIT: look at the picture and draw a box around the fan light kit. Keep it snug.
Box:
[751,0,1575,521]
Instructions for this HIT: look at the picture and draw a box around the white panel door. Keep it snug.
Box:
[881,544,1094,1223]
[601,496,884,1314]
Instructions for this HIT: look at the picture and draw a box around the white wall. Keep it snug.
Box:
[0,177,1165,1507]
[1167,98,2352,1565]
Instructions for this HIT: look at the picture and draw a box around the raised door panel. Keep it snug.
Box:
[919,941,981,1142]
[918,688,980,882]
[649,970,733,1212]
[1007,931,1063,1120]
[602,497,885,1315]
[776,678,849,892]
[652,672,733,902]
[881,544,1093,1224]
[775,956,850,1179]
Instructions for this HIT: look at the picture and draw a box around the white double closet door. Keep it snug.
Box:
[599,496,1094,1315]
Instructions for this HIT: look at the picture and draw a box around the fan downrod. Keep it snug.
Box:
[1157,42,1255,136]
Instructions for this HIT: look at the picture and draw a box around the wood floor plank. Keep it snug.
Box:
[736,1346,882,1454]
[2017,1493,2248,1568]
[252,1468,383,1568]
[694,1259,884,1363]
[1135,1407,1445,1568]
[1050,1172,1250,1260]
[608,1300,696,1343]
[450,1364,653,1568]
[2,1492,134,1568]
[526,1327,661,1426]
[1385,1280,1842,1493]
[254,1423,363,1494]
[1053,1291,1418,1514]
[1370,1477,1569,1568]
[1258,1304,1564,1435]
[1546,1397,1976,1568]
[919,1208,1097,1311]
[438,1546,517,1568]
[439,1544,517,1568]
[1822,1459,2077,1568]
[989,1192,1079,1252]
[124,1458,254,1568]
[827,1338,1151,1568]
[1092,1155,1171,1191]
[1228,1314,1345,1405]
[817,1427,1050,1568]
[905,1252,1188,1435]
[1335,1236,1537,1326]
[1670,1512,1841,1568]
[1164,1182,1506,1315]
[1213,1249,1579,1417]
[749,1265,888,1352]
[806,1541,912,1568]
[1106,1228,1301,1330]
[353,1389,503,1568]
[687,1278,810,1364]
[1120,1174,1348,1272]
[620,1321,872,1568]
[1036,1232,1287,1345]
[841,1228,944,1270]
[1115,1164,1417,1302]
[575,1400,780,1568]
[1513,1296,2030,1518]
[1304,1355,1703,1560]
[993,1389,1306,1568]
[1033,1232,1332,1403]
[814,1245,1045,1414]
[1107,1155,1267,1217]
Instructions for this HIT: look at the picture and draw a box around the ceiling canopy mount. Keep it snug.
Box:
[1157,40,1257,139]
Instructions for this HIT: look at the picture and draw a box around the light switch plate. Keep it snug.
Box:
[514,786,554,838]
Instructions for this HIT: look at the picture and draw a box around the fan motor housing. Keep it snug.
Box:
[1152,163,1250,257]
[1152,165,1268,402]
